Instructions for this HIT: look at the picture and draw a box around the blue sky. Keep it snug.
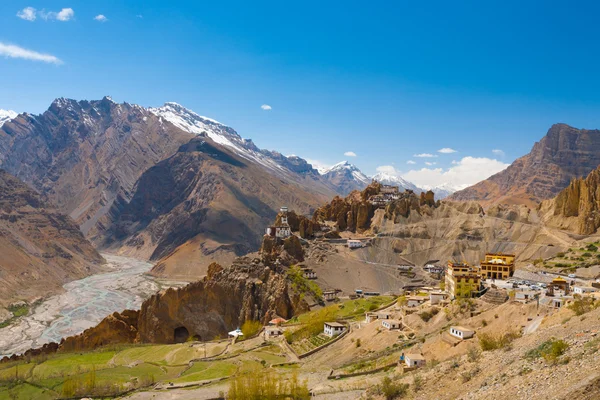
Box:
[2,1,600,188]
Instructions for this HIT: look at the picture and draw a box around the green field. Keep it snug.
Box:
[288,296,394,325]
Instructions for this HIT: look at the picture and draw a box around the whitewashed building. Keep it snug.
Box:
[404,353,426,368]
[324,322,346,337]
[449,326,475,340]
[381,319,402,330]
[347,239,363,249]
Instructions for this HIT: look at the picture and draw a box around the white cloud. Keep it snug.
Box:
[376,165,401,176]
[406,160,416,165]
[425,161,437,166]
[414,153,438,158]
[136,14,144,19]
[94,14,108,22]
[0,42,62,64]
[40,8,74,21]
[403,156,509,190]
[261,104,272,110]
[438,147,457,154]
[344,151,357,157]
[17,7,36,21]
[451,160,458,165]
[492,149,505,157]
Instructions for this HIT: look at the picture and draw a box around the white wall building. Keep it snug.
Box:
[573,286,598,295]
[449,326,475,340]
[347,239,363,249]
[404,353,426,368]
[381,319,402,330]
[324,322,346,337]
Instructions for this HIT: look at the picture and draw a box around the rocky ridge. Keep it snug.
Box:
[450,123,600,207]
[539,165,600,235]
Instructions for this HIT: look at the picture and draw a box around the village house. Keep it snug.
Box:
[515,290,537,303]
[301,268,317,279]
[265,327,282,337]
[269,317,287,326]
[449,326,475,340]
[429,291,447,305]
[407,296,427,307]
[553,298,565,309]
[324,322,346,337]
[381,319,402,330]
[573,286,598,295]
[365,312,378,323]
[404,353,426,368]
[228,328,244,338]
[377,312,392,320]
[445,261,481,299]
[479,253,515,280]
[323,291,338,301]
[347,239,363,249]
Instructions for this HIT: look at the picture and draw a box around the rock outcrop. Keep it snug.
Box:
[449,123,600,207]
[0,170,103,309]
[540,166,600,234]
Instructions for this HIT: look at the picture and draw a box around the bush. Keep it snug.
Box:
[525,339,569,363]
[287,265,323,300]
[356,338,361,348]
[479,331,521,351]
[586,244,598,252]
[380,376,409,400]
[418,311,434,322]
[467,347,481,362]
[241,320,263,338]
[413,375,423,392]
[568,295,598,316]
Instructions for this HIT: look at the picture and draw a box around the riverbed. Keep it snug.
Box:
[0,254,169,357]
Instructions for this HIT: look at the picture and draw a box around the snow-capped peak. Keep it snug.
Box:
[371,171,419,192]
[0,109,18,127]
[322,161,370,186]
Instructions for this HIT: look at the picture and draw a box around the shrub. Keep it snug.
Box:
[418,311,434,322]
[479,331,521,351]
[241,320,263,338]
[568,295,598,316]
[287,265,323,300]
[586,244,598,252]
[380,376,409,400]
[356,338,361,348]
[467,347,481,362]
[525,339,569,363]
[413,374,423,392]
[556,252,566,258]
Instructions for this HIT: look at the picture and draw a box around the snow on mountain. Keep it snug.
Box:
[323,161,370,185]
[371,171,420,192]
[148,102,321,180]
[319,161,372,195]
[0,110,17,127]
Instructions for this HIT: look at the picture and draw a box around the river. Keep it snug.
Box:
[0,254,173,357]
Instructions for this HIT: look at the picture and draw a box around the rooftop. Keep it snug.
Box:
[325,322,345,328]
[405,353,426,360]
[451,326,475,333]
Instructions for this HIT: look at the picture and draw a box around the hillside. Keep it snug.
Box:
[449,123,600,207]
[0,170,103,312]
[102,136,330,279]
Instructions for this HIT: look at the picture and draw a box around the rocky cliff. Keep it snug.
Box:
[539,166,600,235]
[449,124,600,207]
[0,170,104,309]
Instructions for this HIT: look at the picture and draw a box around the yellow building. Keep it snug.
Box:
[445,262,481,299]
[479,253,515,280]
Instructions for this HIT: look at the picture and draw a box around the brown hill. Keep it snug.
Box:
[540,165,600,235]
[449,123,600,207]
[102,136,329,279]
[0,170,103,310]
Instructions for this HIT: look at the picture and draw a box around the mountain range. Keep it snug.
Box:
[0,110,17,127]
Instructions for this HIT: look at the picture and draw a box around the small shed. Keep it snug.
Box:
[449,326,475,340]
[347,239,363,249]
[377,312,391,320]
[515,291,536,303]
[407,296,427,307]
[324,322,346,337]
[323,291,338,301]
[404,353,426,368]
[269,317,287,326]
[429,291,447,305]
[381,319,402,330]
[365,312,378,323]
[553,298,565,309]
[265,327,282,337]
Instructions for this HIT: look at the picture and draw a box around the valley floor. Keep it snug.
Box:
[0,255,182,358]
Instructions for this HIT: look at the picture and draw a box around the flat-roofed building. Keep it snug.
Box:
[449,326,475,340]
[381,319,402,330]
[324,322,346,337]
[480,253,515,280]
[445,262,481,299]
